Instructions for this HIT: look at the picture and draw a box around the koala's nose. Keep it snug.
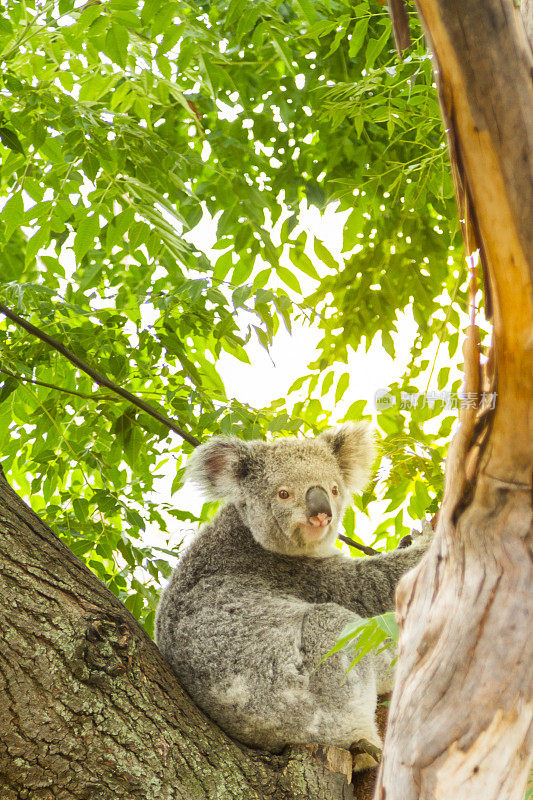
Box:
[306,486,332,528]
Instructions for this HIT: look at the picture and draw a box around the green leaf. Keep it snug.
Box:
[290,248,321,281]
[82,152,100,182]
[128,221,150,252]
[232,257,254,286]
[0,15,14,36]
[271,32,295,75]
[125,507,145,531]
[0,127,24,154]
[77,3,103,29]
[105,24,129,68]
[294,0,318,24]
[158,25,182,56]
[2,191,23,242]
[70,538,94,558]
[365,23,391,69]
[382,330,395,358]
[277,266,302,294]
[124,590,143,618]
[409,480,431,517]
[335,372,350,403]
[236,5,261,41]
[437,366,450,390]
[199,54,217,100]
[349,18,369,58]
[342,207,364,252]
[322,612,395,669]
[25,224,50,266]
[73,498,89,521]
[0,377,18,404]
[74,215,100,263]
[321,371,334,396]
[30,121,46,149]
[343,400,367,421]
[313,238,338,271]
[232,285,253,307]
[226,0,247,26]
[303,19,338,42]
[374,613,399,642]
[325,22,348,58]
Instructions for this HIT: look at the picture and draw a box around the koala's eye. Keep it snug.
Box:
[278,489,290,500]
[331,485,339,496]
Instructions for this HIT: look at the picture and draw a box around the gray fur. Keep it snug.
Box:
[155,424,430,753]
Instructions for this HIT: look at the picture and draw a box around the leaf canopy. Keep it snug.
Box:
[0,0,470,634]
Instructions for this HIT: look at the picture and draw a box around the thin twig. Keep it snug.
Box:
[0,367,120,402]
[0,303,201,448]
[337,533,380,556]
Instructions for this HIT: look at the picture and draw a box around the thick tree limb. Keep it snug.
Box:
[0,469,365,800]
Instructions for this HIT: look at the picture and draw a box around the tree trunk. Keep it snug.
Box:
[522,0,533,45]
[0,469,385,799]
[376,1,533,798]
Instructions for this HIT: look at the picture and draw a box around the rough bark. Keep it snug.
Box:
[0,469,385,799]
[376,1,533,798]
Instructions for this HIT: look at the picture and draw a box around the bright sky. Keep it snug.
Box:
[185,197,420,415]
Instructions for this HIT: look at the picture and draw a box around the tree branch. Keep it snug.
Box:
[0,469,363,800]
[388,0,412,55]
[0,302,201,448]
[0,366,121,402]
[337,534,380,556]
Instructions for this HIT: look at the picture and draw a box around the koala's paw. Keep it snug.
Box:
[397,533,413,548]
[349,738,382,772]
[410,518,434,543]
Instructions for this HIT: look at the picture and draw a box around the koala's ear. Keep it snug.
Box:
[185,437,256,500]
[319,422,376,493]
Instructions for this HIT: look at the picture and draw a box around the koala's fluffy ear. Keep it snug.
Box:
[319,422,376,493]
[185,437,255,501]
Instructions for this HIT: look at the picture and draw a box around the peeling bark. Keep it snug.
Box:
[0,470,384,799]
[376,1,533,798]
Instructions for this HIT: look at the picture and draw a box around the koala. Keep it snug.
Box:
[155,424,431,758]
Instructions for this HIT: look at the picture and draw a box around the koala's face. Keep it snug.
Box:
[239,439,347,556]
[186,423,375,557]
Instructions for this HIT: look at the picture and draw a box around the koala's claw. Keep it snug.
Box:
[349,738,382,771]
